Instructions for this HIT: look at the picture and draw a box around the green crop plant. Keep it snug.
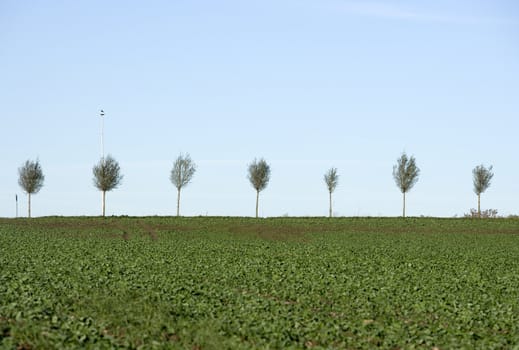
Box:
[1,217,518,349]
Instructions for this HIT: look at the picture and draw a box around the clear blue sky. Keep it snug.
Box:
[1,0,518,217]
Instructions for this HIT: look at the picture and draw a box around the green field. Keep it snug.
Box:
[1,217,519,349]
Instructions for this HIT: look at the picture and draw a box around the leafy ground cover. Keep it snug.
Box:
[1,217,519,349]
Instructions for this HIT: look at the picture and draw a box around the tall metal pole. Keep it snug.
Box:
[100,109,105,217]
[100,109,105,158]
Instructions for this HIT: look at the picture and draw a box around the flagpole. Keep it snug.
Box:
[100,109,105,158]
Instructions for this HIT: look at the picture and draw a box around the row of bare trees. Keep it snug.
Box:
[92,153,199,217]
[390,153,494,218]
[16,152,494,218]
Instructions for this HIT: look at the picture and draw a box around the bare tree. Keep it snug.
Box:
[248,158,271,218]
[324,167,339,218]
[18,159,45,218]
[472,164,493,218]
[93,155,123,217]
[393,152,420,218]
[170,153,197,216]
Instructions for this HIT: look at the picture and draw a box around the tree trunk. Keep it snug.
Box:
[403,191,406,218]
[329,191,332,218]
[28,193,31,218]
[478,193,481,218]
[255,190,259,218]
[177,188,181,217]
[102,191,106,217]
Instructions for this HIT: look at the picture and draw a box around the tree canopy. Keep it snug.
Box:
[393,153,420,194]
[324,167,339,193]
[473,165,493,195]
[18,159,45,195]
[170,153,196,190]
[93,155,123,192]
[248,158,271,192]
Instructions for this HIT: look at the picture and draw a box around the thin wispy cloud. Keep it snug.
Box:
[334,1,511,25]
